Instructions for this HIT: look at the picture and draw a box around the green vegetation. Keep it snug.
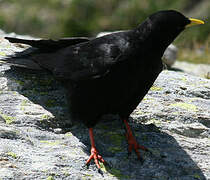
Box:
[170,102,198,112]
[21,99,29,106]
[0,0,209,64]
[178,44,210,64]
[41,114,51,120]
[46,176,54,180]
[40,140,60,146]
[99,162,130,179]
[150,86,163,91]
[0,111,15,124]
[7,152,17,159]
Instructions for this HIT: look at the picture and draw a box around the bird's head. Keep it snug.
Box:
[136,10,204,52]
[149,10,204,32]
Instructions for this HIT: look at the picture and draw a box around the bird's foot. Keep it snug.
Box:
[126,130,148,160]
[123,119,148,159]
[86,146,105,169]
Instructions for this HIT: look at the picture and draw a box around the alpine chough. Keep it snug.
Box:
[3,10,204,169]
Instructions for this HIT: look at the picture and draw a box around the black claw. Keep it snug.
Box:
[144,148,149,152]
[98,168,104,176]
[82,163,89,170]
[161,154,167,158]
[139,156,144,163]
[148,150,153,154]
[86,163,90,169]
[146,149,153,156]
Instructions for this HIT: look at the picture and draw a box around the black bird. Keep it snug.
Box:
[3,10,204,169]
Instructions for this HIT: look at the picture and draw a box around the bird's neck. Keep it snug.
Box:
[130,34,168,60]
[133,18,182,58]
[132,27,176,59]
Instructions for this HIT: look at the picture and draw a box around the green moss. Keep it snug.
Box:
[99,162,107,172]
[63,171,70,177]
[7,152,17,159]
[109,168,130,179]
[40,140,60,146]
[107,132,124,147]
[0,112,15,124]
[198,81,208,84]
[99,162,130,179]
[105,132,124,153]
[46,176,54,180]
[172,111,179,115]
[65,132,73,137]
[0,60,6,64]
[20,100,30,112]
[20,107,25,111]
[170,102,197,112]
[0,52,6,56]
[41,114,51,120]
[143,97,154,101]
[150,86,163,91]
[180,77,187,81]
[193,174,201,180]
[146,118,161,126]
[204,74,210,79]
[108,146,122,153]
[135,110,143,115]
[21,99,29,106]
[82,173,93,179]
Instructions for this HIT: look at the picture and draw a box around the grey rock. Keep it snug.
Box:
[162,44,178,67]
[0,32,209,179]
[173,61,210,79]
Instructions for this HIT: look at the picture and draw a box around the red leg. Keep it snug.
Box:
[86,128,105,169]
[123,119,148,159]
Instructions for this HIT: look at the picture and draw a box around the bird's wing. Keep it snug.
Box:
[45,34,132,81]
[4,32,133,80]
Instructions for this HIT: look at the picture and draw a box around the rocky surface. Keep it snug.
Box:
[173,61,210,79]
[0,34,210,180]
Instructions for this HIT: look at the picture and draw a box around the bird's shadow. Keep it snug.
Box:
[3,67,207,180]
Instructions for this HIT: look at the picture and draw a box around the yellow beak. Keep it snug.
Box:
[186,18,204,28]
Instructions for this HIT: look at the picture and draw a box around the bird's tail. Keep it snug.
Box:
[1,36,90,70]
[4,37,90,52]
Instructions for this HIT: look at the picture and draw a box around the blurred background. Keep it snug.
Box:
[0,0,209,64]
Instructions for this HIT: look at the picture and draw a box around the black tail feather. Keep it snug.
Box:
[5,37,90,53]
[2,36,91,70]
[2,57,43,70]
